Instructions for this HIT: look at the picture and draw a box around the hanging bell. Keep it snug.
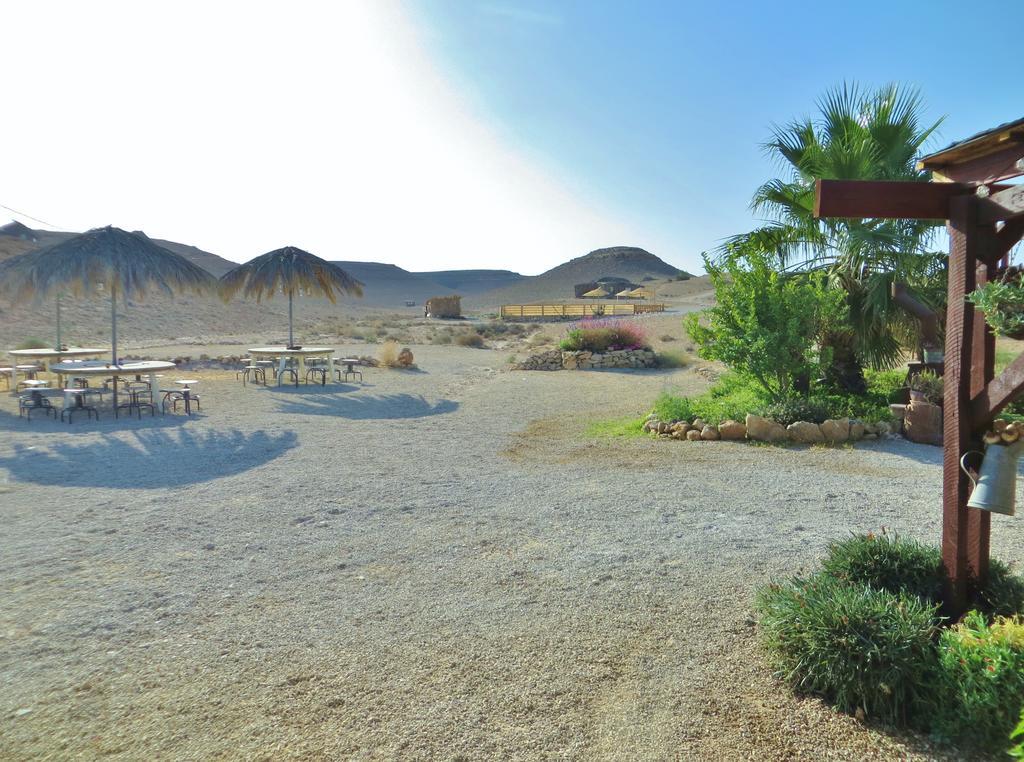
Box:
[960,439,1023,516]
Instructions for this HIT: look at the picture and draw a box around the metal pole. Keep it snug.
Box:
[55,295,62,351]
[288,290,294,348]
[111,282,118,416]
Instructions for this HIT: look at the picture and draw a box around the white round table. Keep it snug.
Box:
[7,347,106,390]
[248,346,334,385]
[49,360,176,413]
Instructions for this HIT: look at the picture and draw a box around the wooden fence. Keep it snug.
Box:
[499,303,666,319]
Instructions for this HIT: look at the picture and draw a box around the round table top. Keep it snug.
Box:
[249,346,334,356]
[8,347,107,360]
[175,379,199,386]
[49,360,177,375]
[339,358,361,364]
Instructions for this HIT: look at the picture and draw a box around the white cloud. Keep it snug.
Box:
[0,1,642,274]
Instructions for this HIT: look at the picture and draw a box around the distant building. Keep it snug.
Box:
[574,276,636,298]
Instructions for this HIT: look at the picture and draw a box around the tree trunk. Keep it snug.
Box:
[822,330,867,394]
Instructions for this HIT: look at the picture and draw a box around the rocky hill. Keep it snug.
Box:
[469,246,691,306]
[415,269,524,294]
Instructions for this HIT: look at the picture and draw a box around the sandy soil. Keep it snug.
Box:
[1,344,1018,760]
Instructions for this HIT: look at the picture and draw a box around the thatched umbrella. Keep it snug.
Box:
[219,247,363,348]
[2,226,217,407]
[583,287,608,299]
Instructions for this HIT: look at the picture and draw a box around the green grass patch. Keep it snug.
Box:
[584,416,646,439]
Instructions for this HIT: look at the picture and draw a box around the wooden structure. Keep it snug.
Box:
[425,295,461,318]
[815,116,1024,615]
[500,302,666,320]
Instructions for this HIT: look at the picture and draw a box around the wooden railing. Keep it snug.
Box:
[499,303,666,319]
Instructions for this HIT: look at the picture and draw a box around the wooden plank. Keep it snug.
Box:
[969,351,1024,427]
[920,139,1024,184]
[977,183,1024,224]
[814,179,976,220]
[997,218,1024,258]
[942,195,979,616]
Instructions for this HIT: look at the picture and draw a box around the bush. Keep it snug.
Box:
[455,332,485,348]
[656,350,689,368]
[15,338,49,350]
[397,347,415,367]
[821,533,945,604]
[981,559,1024,617]
[933,612,1024,751]
[378,340,400,367]
[1011,708,1024,758]
[756,397,833,426]
[559,318,650,353]
[757,573,940,724]
[685,247,846,401]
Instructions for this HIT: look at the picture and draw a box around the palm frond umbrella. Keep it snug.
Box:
[2,225,217,408]
[219,246,363,349]
[583,287,609,299]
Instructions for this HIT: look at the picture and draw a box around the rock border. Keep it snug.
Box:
[643,413,901,444]
[513,348,659,371]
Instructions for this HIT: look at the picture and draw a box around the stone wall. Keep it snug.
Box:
[513,348,658,371]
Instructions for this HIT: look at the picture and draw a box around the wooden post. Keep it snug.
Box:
[942,196,978,616]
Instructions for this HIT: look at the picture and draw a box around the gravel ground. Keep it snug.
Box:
[1,345,1020,760]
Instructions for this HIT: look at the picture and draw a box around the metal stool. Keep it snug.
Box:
[61,389,99,423]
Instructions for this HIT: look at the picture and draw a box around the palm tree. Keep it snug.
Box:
[726,83,946,392]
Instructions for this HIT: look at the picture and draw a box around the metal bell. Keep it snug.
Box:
[960,440,1023,516]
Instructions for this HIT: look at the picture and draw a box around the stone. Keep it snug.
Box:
[849,421,866,440]
[787,421,824,444]
[692,418,707,431]
[745,414,788,442]
[561,353,578,370]
[685,429,701,441]
[889,404,907,421]
[670,429,687,440]
[700,425,720,441]
[819,418,850,442]
[903,401,942,446]
[671,422,690,434]
[718,420,746,440]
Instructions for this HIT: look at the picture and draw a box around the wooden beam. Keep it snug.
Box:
[978,183,1024,225]
[920,138,1024,184]
[970,351,1024,429]
[814,179,975,220]
[996,218,1024,258]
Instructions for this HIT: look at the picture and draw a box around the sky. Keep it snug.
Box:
[1,1,1021,276]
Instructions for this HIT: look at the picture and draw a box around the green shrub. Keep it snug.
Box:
[455,332,485,348]
[15,337,49,350]
[757,573,940,725]
[1010,708,1024,758]
[933,612,1024,751]
[651,391,694,422]
[656,350,689,368]
[821,533,945,604]
[685,247,846,402]
[756,397,833,426]
[980,559,1024,617]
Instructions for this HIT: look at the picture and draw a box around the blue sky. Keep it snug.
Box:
[406,0,1023,273]
[2,2,1020,275]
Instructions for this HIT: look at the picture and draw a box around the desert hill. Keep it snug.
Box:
[331,261,456,306]
[469,246,691,306]
[415,269,524,294]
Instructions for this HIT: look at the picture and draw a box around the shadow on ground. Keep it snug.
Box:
[0,404,199,435]
[274,392,458,419]
[0,428,297,488]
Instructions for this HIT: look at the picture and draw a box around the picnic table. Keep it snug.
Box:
[48,360,176,413]
[7,347,106,390]
[248,346,334,385]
